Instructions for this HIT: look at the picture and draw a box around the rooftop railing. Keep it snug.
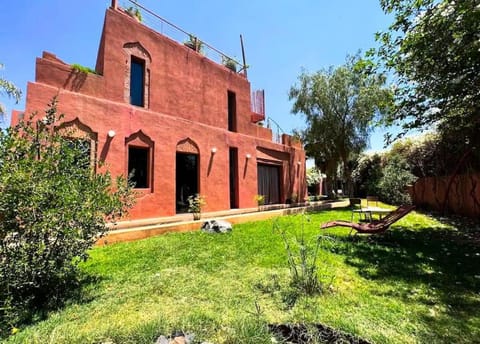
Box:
[266,117,284,144]
[121,0,248,77]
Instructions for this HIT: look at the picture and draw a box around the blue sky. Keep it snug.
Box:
[1,0,393,151]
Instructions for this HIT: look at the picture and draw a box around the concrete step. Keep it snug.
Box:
[98,200,347,245]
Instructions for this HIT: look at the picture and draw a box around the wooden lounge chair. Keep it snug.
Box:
[320,205,416,234]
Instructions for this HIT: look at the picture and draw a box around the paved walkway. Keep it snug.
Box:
[98,200,348,245]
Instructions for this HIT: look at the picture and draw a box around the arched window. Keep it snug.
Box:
[56,118,98,170]
[123,42,151,108]
[125,130,154,190]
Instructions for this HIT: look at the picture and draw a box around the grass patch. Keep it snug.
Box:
[5,208,480,343]
[71,63,96,74]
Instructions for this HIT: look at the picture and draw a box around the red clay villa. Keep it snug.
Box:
[11,0,306,221]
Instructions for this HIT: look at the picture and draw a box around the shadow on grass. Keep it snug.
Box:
[325,211,480,341]
[1,272,104,339]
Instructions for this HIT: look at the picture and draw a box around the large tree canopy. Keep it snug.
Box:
[289,56,392,196]
[374,0,480,142]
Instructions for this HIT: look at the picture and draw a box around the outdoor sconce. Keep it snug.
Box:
[107,130,116,138]
[297,161,302,165]
[246,154,251,159]
[211,147,217,154]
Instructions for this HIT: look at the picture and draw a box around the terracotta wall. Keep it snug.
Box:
[16,6,306,220]
[409,173,480,218]
[35,9,256,136]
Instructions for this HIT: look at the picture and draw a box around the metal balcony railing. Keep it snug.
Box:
[266,117,284,144]
[124,0,248,76]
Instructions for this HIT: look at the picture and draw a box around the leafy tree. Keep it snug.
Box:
[373,0,480,212]
[0,99,133,334]
[0,63,21,120]
[352,153,383,198]
[373,0,480,144]
[377,154,415,205]
[289,55,392,197]
[306,166,323,197]
[306,167,321,187]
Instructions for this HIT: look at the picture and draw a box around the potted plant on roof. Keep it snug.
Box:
[184,34,204,53]
[222,56,237,72]
[126,3,142,22]
[188,193,206,220]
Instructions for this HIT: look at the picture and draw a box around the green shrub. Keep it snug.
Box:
[352,153,383,198]
[0,98,133,335]
[71,63,96,74]
[222,56,237,72]
[378,154,415,205]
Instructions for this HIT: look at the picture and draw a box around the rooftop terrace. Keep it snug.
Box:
[115,0,248,77]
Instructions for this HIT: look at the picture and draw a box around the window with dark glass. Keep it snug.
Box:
[128,146,149,188]
[130,57,145,107]
[228,91,237,132]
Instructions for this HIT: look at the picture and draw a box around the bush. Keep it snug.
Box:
[377,155,415,205]
[0,99,133,335]
[352,153,383,198]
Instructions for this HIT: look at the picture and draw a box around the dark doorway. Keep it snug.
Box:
[176,153,199,213]
[257,163,281,205]
[229,147,239,209]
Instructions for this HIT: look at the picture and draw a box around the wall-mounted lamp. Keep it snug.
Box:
[107,130,116,138]
[297,161,302,165]
[211,147,217,154]
[246,153,251,159]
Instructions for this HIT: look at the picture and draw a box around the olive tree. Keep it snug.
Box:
[0,62,21,121]
[0,98,133,334]
[289,55,392,197]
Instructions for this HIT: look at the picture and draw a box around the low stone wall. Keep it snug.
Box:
[409,173,480,218]
[98,200,347,245]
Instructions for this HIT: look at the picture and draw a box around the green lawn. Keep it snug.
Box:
[5,208,480,343]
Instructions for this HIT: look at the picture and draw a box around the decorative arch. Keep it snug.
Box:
[123,42,151,108]
[55,118,98,168]
[123,42,152,62]
[125,129,154,147]
[56,118,97,141]
[176,137,200,154]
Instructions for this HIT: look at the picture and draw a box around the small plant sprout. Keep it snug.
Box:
[272,213,335,305]
[254,194,265,206]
